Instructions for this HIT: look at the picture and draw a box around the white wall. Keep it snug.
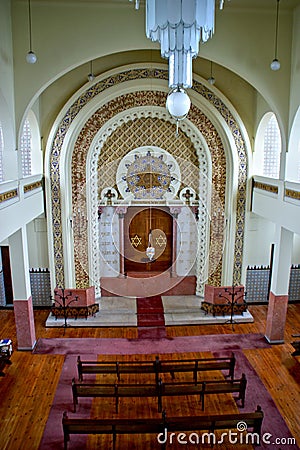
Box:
[26,215,49,268]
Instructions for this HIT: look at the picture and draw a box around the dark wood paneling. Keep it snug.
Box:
[124,207,172,273]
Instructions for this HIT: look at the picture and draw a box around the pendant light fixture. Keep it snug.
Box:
[270,0,280,71]
[26,0,37,64]
[208,61,215,85]
[130,0,228,122]
[87,60,95,82]
[146,201,155,261]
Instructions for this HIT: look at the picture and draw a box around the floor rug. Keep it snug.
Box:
[38,349,298,449]
[33,333,271,356]
[213,351,298,449]
[136,296,166,339]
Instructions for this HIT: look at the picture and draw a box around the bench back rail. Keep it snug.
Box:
[72,373,247,413]
[77,353,236,383]
[63,406,263,450]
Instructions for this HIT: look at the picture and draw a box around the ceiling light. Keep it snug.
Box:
[87,60,95,82]
[208,61,215,85]
[270,0,280,71]
[26,0,37,64]
[131,1,228,123]
[166,87,191,136]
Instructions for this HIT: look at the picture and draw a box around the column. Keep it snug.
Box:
[265,226,293,344]
[169,206,181,277]
[116,206,127,277]
[9,226,36,350]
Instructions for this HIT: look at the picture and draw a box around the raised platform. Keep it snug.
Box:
[45,295,254,328]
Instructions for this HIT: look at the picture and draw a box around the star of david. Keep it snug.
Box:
[131,234,142,248]
[156,234,167,247]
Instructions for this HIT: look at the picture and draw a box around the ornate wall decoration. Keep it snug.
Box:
[0,189,18,203]
[48,67,248,291]
[72,95,222,292]
[116,147,181,200]
[285,188,300,200]
[253,181,278,194]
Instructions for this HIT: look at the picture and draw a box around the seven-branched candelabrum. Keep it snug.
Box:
[51,288,79,329]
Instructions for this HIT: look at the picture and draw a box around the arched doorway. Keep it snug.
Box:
[124,207,172,274]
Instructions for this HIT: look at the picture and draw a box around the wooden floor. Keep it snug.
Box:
[0,303,299,449]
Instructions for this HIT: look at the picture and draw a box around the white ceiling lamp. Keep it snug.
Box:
[130,1,227,126]
[166,87,191,136]
[270,0,280,71]
[87,60,95,82]
[26,0,37,64]
[208,60,215,85]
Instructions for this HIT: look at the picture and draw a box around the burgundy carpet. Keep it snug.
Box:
[37,341,298,449]
[136,295,166,339]
[33,333,270,355]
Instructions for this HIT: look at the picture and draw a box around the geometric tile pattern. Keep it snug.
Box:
[245,264,300,303]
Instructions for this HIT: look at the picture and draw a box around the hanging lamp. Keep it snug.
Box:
[130,0,228,121]
[26,0,37,64]
[208,60,215,85]
[270,0,280,71]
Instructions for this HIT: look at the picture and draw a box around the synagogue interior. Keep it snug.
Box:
[0,0,300,449]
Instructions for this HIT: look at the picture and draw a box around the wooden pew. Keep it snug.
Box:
[62,406,264,450]
[72,373,247,413]
[72,378,160,413]
[291,340,300,356]
[199,373,247,410]
[77,353,236,383]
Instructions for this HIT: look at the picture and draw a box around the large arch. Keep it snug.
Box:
[45,64,251,295]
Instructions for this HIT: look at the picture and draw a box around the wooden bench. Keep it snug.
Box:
[291,340,300,356]
[72,378,160,413]
[62,406,263,450]
[77,353,236,383]
[72,373,247,413]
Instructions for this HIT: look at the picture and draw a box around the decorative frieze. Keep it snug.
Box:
[253,181,278,194]
[0,189,18,203]
[24,180,43,193]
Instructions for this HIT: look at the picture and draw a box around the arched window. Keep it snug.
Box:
[20,110,42,177]
[286,106,300,182]
[253,112,281,178]
[0,123,3,182]
[20,118,32,177]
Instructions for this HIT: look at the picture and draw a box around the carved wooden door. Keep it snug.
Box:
[124,207,172,273]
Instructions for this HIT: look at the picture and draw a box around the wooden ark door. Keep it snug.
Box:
[124,207,173,273]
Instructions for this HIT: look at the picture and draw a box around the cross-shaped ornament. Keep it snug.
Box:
[104,189,116,205]
[182,189,194,205]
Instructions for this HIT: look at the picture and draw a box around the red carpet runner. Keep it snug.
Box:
[136,295,166,339]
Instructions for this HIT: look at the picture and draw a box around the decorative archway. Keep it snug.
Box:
[45,65,250,296]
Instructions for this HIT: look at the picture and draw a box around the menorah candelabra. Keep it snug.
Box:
[51,288,79,329]
[219,285,245,327]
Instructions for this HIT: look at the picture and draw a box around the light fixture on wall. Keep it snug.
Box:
[26,0,37,64]
[87,60,95,82]
[270,0,280,71]
[131,0,228,121]
[208,61,216,85]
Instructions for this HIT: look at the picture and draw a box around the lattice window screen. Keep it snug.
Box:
[20,118,32,176]
[263,114,281,178]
